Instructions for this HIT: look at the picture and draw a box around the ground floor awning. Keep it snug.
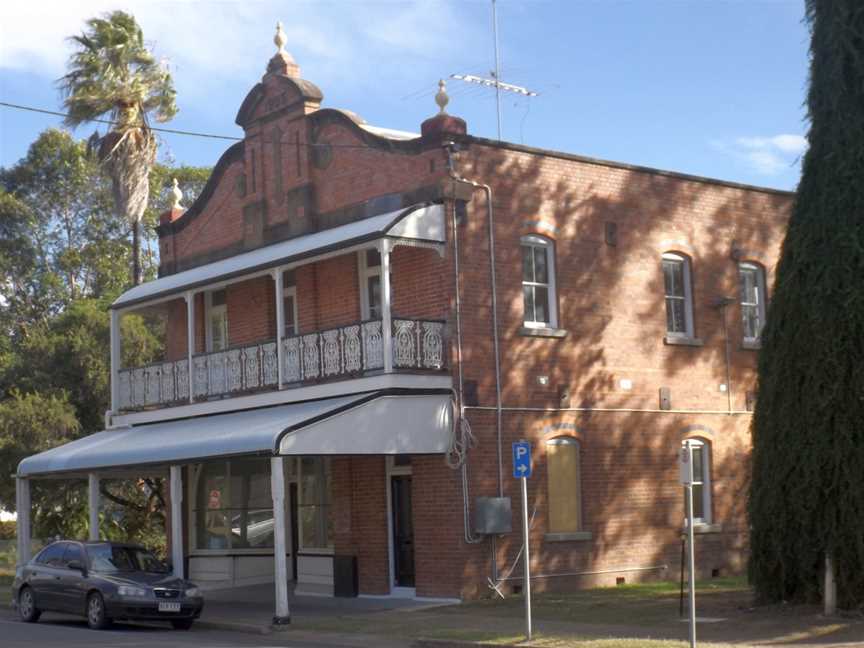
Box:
[16,390,453,478]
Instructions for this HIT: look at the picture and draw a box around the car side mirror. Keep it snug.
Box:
[67,560,86,575]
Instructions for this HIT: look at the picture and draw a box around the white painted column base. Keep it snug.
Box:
[15,478,31,567]
[271,457,291,626]
[170,466,185,580]
[88,473,100,541]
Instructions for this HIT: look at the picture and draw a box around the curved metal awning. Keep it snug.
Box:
[112,203,445,310]
[17,390,453,478]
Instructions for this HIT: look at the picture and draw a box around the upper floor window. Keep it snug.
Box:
[662,253,694,337]
[521,235,558,328]
[206,289,228,352]
[359,249,382,320]
[739,262,766,343]
[683,439,711,524]
[546,437,582,533]
[283,270,298,338]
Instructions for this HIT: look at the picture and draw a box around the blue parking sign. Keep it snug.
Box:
[512,441,532,479]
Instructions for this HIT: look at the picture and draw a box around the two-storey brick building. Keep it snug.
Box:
[17,27,792,619]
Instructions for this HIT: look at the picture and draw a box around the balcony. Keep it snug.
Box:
[116,318,446,412]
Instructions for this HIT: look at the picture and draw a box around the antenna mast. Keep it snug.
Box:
[450,0,538,141]
[492,0,502,140]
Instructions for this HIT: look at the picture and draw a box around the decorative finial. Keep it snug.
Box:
[171,178,183,210]
[274,21,287,54]
[435,79,449,115]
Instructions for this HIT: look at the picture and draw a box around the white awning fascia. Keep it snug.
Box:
[16,390,453,478]
[278,393,453,455]
[112,203,445,310]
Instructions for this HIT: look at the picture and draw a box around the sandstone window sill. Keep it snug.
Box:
[741,340,762,351]
[544,531,593,542]
[664,336,704,347]
[519,326,568,339]
[681,523,723,535]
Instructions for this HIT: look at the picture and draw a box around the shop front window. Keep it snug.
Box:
[299,457,333,551]
[194,457,274,550]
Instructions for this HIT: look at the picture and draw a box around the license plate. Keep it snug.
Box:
[158,602,181,613]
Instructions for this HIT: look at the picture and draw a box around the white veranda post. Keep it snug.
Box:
[15,478,31,566]
[170,466,184,579]
[88,473,100,541]
[110,310,121,412]
[379,240,393,372]
[185,291,195,403]
[274,268,285,388]
[271,457,290,625]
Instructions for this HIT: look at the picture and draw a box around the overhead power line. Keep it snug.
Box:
[0,101,419,150]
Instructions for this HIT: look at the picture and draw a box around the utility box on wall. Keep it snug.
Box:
[474,497,512,535]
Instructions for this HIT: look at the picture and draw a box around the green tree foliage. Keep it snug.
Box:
[0,128,209,546]
[59,10,178,286]
[749,1,864,610]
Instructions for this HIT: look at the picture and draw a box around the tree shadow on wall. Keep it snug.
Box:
[453,145,790,595]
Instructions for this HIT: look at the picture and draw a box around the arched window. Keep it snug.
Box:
[521,235,558,328]
[546,437,582,533]
[738,262,767,343]
[682,439,712,524]
[662,252,694,338]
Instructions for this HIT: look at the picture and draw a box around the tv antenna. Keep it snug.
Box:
[450,0,539,140]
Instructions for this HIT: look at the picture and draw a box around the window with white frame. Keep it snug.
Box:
[358,249,382,320]
[739,262,766,343]
[662,253,694,337]
[521,235,557,328]
[298,457,333,551]
[546,437,582,533]
[282,270,298,338]
[206,289,229,351]
[683,439,711,524]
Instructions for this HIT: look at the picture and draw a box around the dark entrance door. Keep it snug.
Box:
[390,475,415,588]
[289,482,299,580]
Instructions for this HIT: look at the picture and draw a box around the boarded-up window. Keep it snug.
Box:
[546,437,581,533]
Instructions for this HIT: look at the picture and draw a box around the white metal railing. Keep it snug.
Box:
[116,318,446,411]
[117,359,189,411]
[392,318,446,370]
[191,340,279,400]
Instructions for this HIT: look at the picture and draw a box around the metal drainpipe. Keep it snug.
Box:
[718,299,734,414]
[444,142,504,581]
[444,143,504,498]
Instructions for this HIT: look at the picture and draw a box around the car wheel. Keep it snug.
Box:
[17,587,41,623]
[171,618,194,630]
[86,592,111,630]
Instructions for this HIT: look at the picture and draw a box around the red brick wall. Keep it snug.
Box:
[150,91,792,598]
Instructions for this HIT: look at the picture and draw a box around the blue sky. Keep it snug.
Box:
[1,1,808,190]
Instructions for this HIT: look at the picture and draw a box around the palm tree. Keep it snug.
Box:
[59,11,177,286]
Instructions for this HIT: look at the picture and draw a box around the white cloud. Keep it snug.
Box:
[711,133,807,176]
[0,1,472,90]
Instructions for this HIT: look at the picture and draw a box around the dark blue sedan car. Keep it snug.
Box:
[12,541,204,630]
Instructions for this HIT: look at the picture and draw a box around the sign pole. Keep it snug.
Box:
[686,480,696,648]
[680,440,697,648]
[512,441,533,642]
[521,474,532,641]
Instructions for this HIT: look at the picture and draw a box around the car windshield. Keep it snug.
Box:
[87,545,169,574]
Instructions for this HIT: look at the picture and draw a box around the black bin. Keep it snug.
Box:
[333,555,358,597]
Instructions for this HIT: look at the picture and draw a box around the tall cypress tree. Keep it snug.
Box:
[749,1,864,609]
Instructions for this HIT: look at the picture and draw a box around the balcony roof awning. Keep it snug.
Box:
[113,203,445,309]
[16,390,453,478]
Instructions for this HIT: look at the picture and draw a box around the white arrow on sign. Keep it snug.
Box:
[517,464,528,475]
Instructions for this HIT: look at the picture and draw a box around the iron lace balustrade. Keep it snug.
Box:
[281,319,384,384]
[116,318,446,412]
[117,359,189,411]
[392,318,447,370]
[191,340,279,400]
